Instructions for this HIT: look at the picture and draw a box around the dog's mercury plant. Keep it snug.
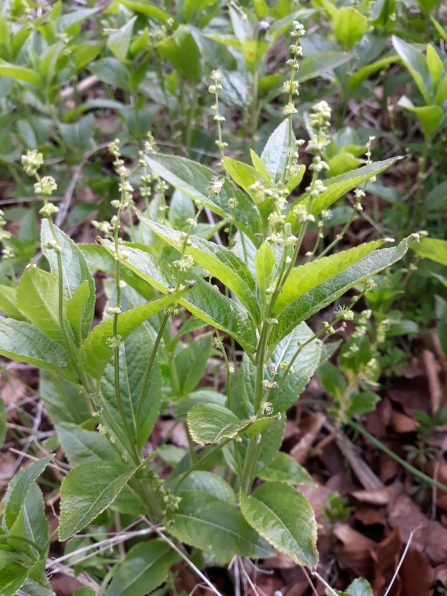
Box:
[0,18,419,596]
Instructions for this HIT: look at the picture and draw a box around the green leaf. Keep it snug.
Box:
[164,490,274,562]
[145,154,262,244]
[346,391,380,417]
[269,236,415,347]
[0,285,26,320]
[426,43,444,88]
[41,221,95,320]
[255,242,276,297]
[273,240,388,316]
[169,190,195,230]
[223,157,273,221]
[66,281,92,345]
[158,25,201,84]
[348,55,400,91]
[101,324,162,445]
[59,462,137,540]
[40,371,90,425]
[175,334,211,396]
[241,481,318,567]
[341,578,374,596]
[317,361,347,400]
[178,471,236,504]
[56,422,120,467]
[79,291,186,379]
[107,16,136,61]
[118,0,172,23]
[0,63,41,87]
[0,319,76,381]
[0,563,28,596]
[257,452,315,486]
[431,15,447,43]
[398,97,443,136]
[74,590,98,596]
[188,403,248,445]
[89,57,130,90]
[74,41,103,71]
[411,236,447,265]
[261,120,293,183]
[101,242,257,352]
[438,306,447,358]
[107,540,178,596]
[56,7,99,31]
[250,149,272,182]
[392,36,431,104]
[296,51,353,82]
[9,483,49,558]
[16,267,64,343]
[333,7,367,50]
[140,218,259,321]
[4,455,53,530]
[286,158,402,231]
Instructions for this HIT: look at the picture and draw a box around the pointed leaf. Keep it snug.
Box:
[178,471,236,503]
[40,371,90,425]
[107,540,179,596]
[107,16,136,61]
[333,7,367,50]
[392,36,431,103]
[411,236,447,265]
[188,403,248,445]
[0,319,77,381]
[269,236,415,347]
[118,0,172,23]
[9,483,49,558]
[164,490,274,562]
[240,482,318,567]
[257,452,315,486]
[175,334,212,396]
[59,462,137,540]
[255,241,276,296]
[295,51,353,82]
[145,154,262,244]
[100,241,257,352]
[0,285,26,320]
[286,157,402,232]
[0,563,28,596]
[66,280,92,345]
[261,120,293,183]
[273,240,388,316]
[0,64,41,86]
[79,291,186,379]
[141,218,259,321]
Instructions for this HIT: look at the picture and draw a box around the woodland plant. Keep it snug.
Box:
[0,15,424,596]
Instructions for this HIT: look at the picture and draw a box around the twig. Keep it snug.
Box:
[146,519,223,596]
[312,571,338,596]
[60,75,100,99]
[383,526,421,596]
[8,448,69,474]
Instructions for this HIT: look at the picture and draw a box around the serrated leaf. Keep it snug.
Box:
[273,240,387,316]
[255,241,276,297]
[141,217,259,321]
[164,490,274,562]
[269,236,414,347]
[145,154,262,244]
[341,578,373,596]
[56,422,120,467]
[4,455,53,530]
[0,319,76,381]
[107,540,178,596]
[59,462,137,540]
[257,452,315,486]
[100,241,257,352]
[79,291,186,379]
[261,120,294,183]
[66,280,91,345]
[16,267,64,343]
[286,158,401,232]
[101,323,162,446]
[175,334,211,396]
[188,403,248,445]
[346,391,380,417]
[41,221,95,323]
[240,482,318,567]
[241,323,321,415]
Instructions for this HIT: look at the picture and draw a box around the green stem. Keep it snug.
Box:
[173,439,232,493]
[350,421,447,492]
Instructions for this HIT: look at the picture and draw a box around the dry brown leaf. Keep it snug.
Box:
[300,484,333,529]
[333,522,375,578]
[391,410,419,433]
[371,528,403,596]
[399,547,434,596]
[422,350,443,414]
[352,487,390,505]
[265,553,296,568]
[290,412,325,464]
[355,505,386,527]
